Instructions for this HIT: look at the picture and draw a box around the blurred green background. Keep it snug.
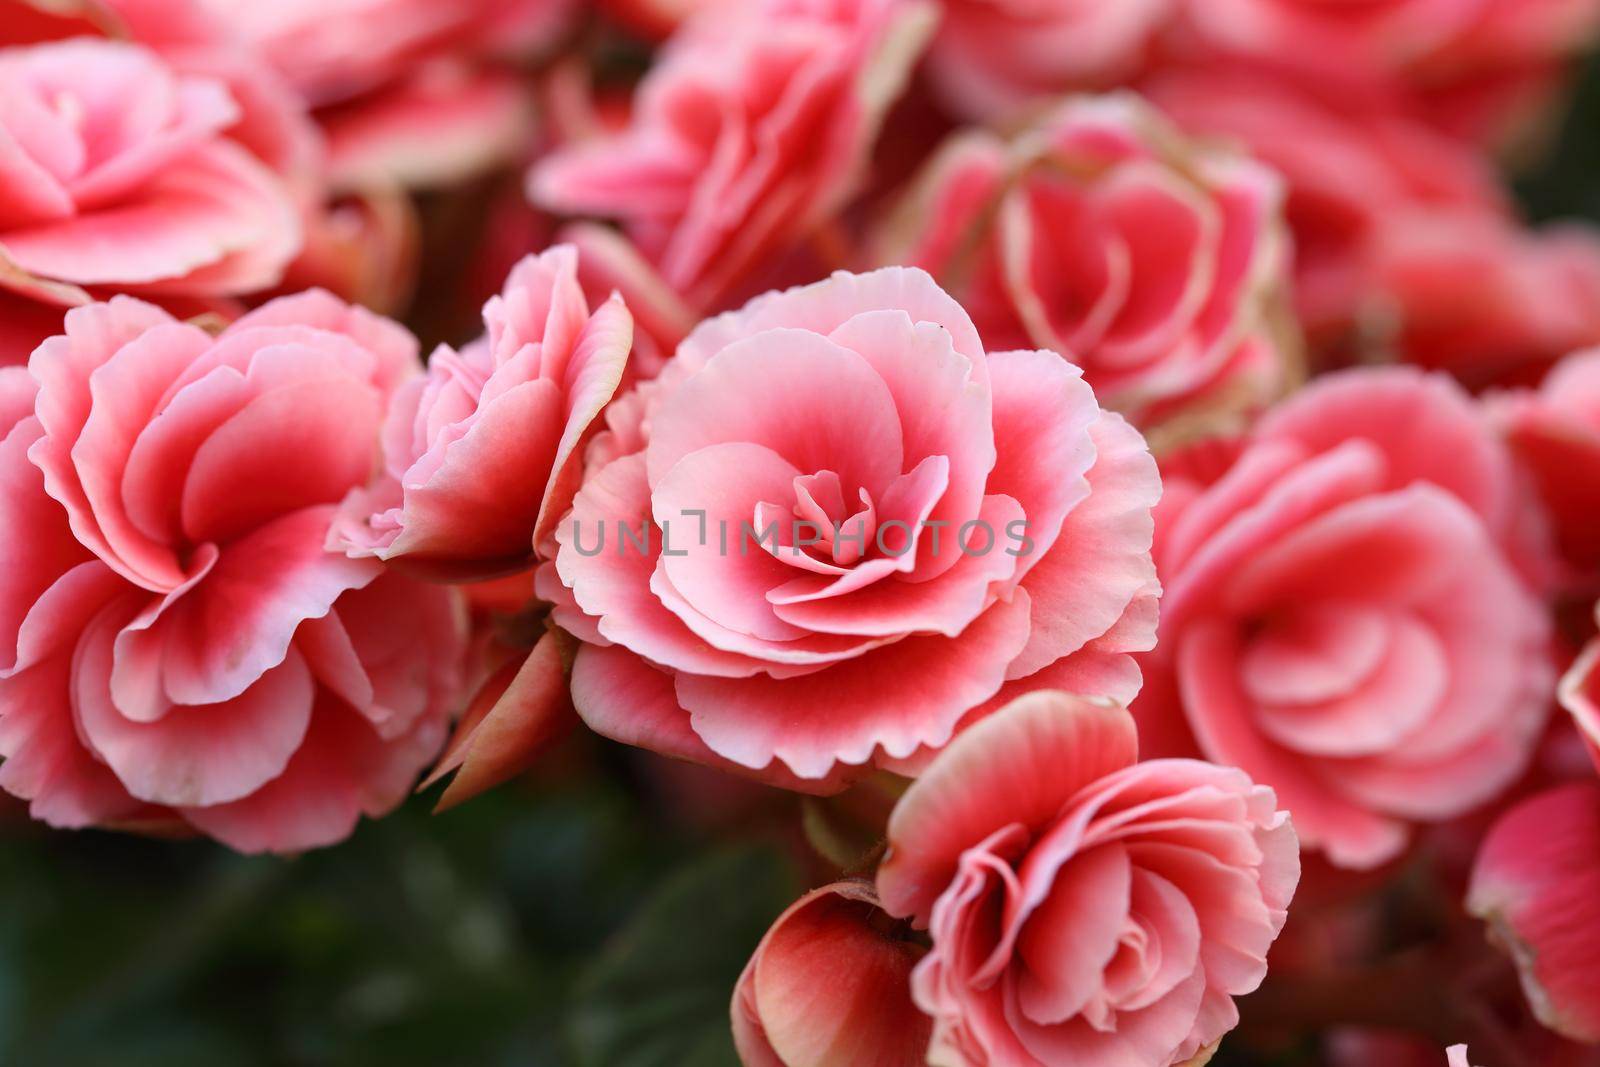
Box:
[5,52,1599,1067]
[0,736,805,1067]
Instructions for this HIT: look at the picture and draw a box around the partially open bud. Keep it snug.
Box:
[732,880,930,1067]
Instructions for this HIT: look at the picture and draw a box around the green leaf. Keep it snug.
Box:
[568,844,800,1067]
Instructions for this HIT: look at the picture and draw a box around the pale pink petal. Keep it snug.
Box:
[1010,411,1161,677]
[76,601,316,807]
[645,327,905,499]
[1177,618,1410,869]
[112,505,379,713]
[878,689,1139,924]
[678,591,1032,779]
[1255,367,1513,529]
[569,642,848,794]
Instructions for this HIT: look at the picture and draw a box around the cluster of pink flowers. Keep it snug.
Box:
[6,0,1600,1063]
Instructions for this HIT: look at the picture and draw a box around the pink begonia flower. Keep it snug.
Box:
[207,0,571,110]
[877,691,1299,1067]
[1180,0,1600,147]
[875,92,1296,436]
[72,0,570,192]
[0,293,464,852]
[530,0,937,313]
[731,880,932,1067]
[543,267,1161,789]
[0,0,432,326]
[1,0,324,197]
[1143,67,1510,351]
[1369,214,1600,390]
[317,62,536,193]
[1134,367,1552,869]
[1492,349,1600,582]
[924,0,1173,120]
[0,38,301,365]
[1468,781,1600,1044]
[332,245,632,581]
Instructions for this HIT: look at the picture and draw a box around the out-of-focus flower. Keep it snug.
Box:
[2,0,326,197]
[1447,1046,1479,1067]
[1144,67,1509,351]
[1468,781,1600,1044]
[923,0,1173,120]
[731,880,931,1067]
[84,0,569,192]
[530,0,936,314]
[1492,349,1600,581]
[1369,215,1600,390]
[1410,0,1600,146]
[877,690,1299,1067]
[875,92,1297,436]
[0,39,301,365]
[0,293,464,851]
[1182,0,1487,73]
[1135,367,1552,869]
[318,62,536,194]
[332,244,632,580]
[545,267,1160,789]
[1180,0,1600,148]
[212,0,571,109]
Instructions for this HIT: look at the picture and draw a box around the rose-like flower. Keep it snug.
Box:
[1134,367,1552,869]
[71,0,570,192]
[1181,0,1600,147]
[1143,67,1509,350]
[1411,0,1600,144]
[1492,349,1600,580]
[332,245,632,581]
[4,0,326,197]
[877,690,1299,1067]
[1369,215,1600,390]
[731,881,931,1067]
[1468,781,1600,1044]
[545,267,1161,787]
[316,62,536,193]
[0,38,301,365]
[209,0,570,109]
[875,93,1295,435]
[2,0,436,318]
[529,0,936,313]
[1183,0,1484,77]
[923,0,1172,120]
[0,293,463,852]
